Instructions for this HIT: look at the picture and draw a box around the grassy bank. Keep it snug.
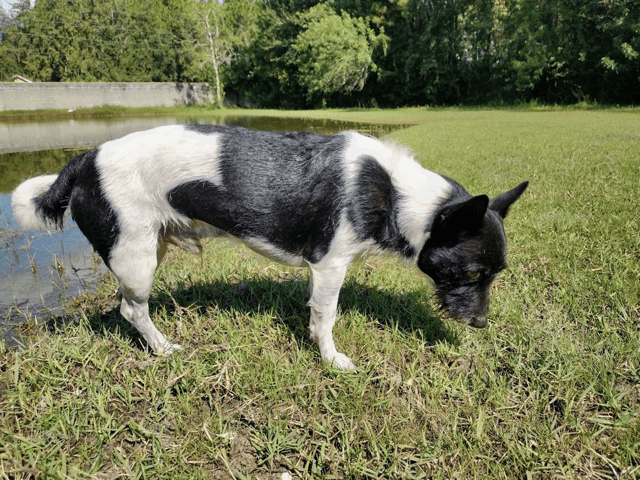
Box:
[1,102,631,124]
[1,108,639,479]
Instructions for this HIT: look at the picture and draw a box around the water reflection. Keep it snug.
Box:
[0,114,404,347]
[0,115,399,155]
[1,195,104,348]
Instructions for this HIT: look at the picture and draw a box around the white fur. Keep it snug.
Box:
[97,125,224,234]
[242,237,307,267]
[87,126,224,354]
[11,174,60,231]
[110,233,182,354]
[307,213,364,370]
[342,132,451,262]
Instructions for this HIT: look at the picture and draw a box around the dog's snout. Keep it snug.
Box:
[442,309,488,329]
[469,316,487,328]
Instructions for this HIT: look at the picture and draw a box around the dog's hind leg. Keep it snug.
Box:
[115,238,168,302]
[109,233,181,354]
[307,262,354,371]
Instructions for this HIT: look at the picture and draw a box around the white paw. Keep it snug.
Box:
[327,352,357,371]
[154,342,183,355]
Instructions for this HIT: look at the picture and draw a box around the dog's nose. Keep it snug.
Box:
[469,317,487,328]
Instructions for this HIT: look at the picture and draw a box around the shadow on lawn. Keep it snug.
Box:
[60,276,458,353]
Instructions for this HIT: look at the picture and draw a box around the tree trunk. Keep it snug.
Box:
[204,14,223,107]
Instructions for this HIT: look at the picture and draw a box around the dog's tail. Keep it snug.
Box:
[11,150,91,231]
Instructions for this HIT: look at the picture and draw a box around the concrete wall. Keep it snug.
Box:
[0,82,213,111]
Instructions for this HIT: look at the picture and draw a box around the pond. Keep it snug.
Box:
[0,114,402,347]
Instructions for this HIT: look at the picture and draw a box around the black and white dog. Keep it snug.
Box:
[12,124,527,370]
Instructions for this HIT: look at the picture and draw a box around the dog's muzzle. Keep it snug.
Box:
[468,316,487,328]
[449,314,488,329]
[441,307,488,329]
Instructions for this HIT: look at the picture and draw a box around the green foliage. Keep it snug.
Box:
[463,0,640,104]
[223,6,306,108]
[400,0,465,104]
[291,4,387,102]
[0,0,638,105]
[0,0,193,82]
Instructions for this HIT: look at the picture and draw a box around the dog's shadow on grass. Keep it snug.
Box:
[78,276,459,353]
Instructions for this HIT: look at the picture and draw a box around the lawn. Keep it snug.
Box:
[1,108,639,479]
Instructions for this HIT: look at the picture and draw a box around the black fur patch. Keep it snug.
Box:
[169,125,346,264]
[67,148,121,268]
[35,149,91,229]
[441,176,472,204]
[418,196,507,323]
[418,211,507,320]
[348,156,414,257]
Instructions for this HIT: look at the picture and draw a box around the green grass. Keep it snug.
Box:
[1,108,639,479]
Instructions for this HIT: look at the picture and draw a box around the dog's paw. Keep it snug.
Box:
[154,342,183,355]
[327,352,357,371]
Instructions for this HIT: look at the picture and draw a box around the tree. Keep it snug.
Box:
[485,0,640,104]
[224,5,306,108]
[0,0,637,105]
[202,4,226,105]
[557,0,640,104]
[397,0,466,105]
[0,0,203,82]
[187,1,232,106]
[291,4,387,103]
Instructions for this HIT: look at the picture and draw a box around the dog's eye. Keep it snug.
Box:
[468,271,481,282]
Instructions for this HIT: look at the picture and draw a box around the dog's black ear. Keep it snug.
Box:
[489,181,529,219]
[435,195,489,237]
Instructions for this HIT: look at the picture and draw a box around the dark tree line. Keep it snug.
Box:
[1,0,638,107]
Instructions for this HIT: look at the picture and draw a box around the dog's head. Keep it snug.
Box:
[417,181,529,328]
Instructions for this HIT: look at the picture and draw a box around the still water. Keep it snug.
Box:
[0,114,401,346]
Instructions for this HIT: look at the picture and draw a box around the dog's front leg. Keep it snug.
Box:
[307,262,355,371]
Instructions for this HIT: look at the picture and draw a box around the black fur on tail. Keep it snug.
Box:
[35,149,96,229]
